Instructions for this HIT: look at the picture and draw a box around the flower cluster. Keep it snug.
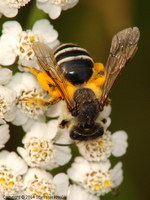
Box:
[0,0,78,19]
[0,1,128,200]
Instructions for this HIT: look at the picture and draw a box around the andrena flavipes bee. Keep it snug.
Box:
[26,27,140,141]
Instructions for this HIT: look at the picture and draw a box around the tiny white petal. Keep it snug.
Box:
[0,85,17,121]
[32,19,59,48]
[112,130,128,157]
[0,123,10,149]
[110,162,123,187]
[0,2,18,18]
[48,4,62,19]
[0,41,17,65]
[55,145,72,165]
[11,109,28,125]
[0,0,31,18]
[24,168,53,183]
[53,173,69,195]
[5,151,28,176]
[68,185,99,200]
[2,21,22,36]
[0,68,12,85]
[46,101,65,118]
[36,0,79,19]
[67,157,92,182]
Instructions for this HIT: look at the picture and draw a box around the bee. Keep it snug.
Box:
[27,27,140,141]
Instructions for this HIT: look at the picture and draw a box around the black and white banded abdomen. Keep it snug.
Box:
[54,43,94,85]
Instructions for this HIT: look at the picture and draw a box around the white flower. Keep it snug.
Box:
[77,130,128,162]
[0,85,16,122]
[0,67,12,85]
[0,122,10,149]
[17,120,72,170]
[68,184,99,200]
[0,150,28,196]
[36,0,79,19]
[67,157,123,196]
[0,19,59,68]
[7,72,48,128]
[22,168,69,199]
[0,0,31,18]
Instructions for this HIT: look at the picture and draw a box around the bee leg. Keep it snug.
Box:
[59,119,71,129]
[85,63,106,98]
[89,63,106,86]
[23,96,62,108]
[22,66,62,99]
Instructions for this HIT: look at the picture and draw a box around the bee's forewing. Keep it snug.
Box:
[100,27,140,105]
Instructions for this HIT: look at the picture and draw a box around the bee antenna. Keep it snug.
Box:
[53,142,75,147]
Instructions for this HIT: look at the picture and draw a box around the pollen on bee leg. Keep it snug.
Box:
[86,62,106,91]
[48,96,61,105]
[94,63,105,72]
[24,97,51,107]
[93,63,106,86]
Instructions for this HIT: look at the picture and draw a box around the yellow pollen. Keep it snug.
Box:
[8,181,14,187]
[94,184,100,191]
[0,178,5,184]
[104,180,112,187]
[44,193,50,200]
[33,147,39,152]
[40,143,45,148]
[98,141,104,146]
[25,101,32,106]
[42,152,47,157]
[30,36,35,42]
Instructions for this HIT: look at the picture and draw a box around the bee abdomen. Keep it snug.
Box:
[54,43,94,85]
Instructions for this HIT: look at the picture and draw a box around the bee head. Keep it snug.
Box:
[70,123,104,140]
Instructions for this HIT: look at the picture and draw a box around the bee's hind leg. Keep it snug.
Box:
[23,96,62,108]
[89,63,106,86]
[21,66,62,107]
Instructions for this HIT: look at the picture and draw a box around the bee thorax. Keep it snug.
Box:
[73,88,99,128]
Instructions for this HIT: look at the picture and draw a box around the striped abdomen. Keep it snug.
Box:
[54,43,94,85]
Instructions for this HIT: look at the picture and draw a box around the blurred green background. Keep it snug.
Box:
[1,0,150,200]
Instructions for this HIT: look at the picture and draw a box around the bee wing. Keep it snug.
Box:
[32,42,74,110]
[99,27,140,105]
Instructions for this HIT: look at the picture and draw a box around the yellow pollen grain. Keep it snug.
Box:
[33,147,39,152]
[44,193,50,200]
[98,141,103,146]
[0,178,5,184]
[8,181,14,187]
[42,152,47,157]
[30,36,35,42]
[104,180,112,187]
[25,101,32,106]
[94,184,100,191]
